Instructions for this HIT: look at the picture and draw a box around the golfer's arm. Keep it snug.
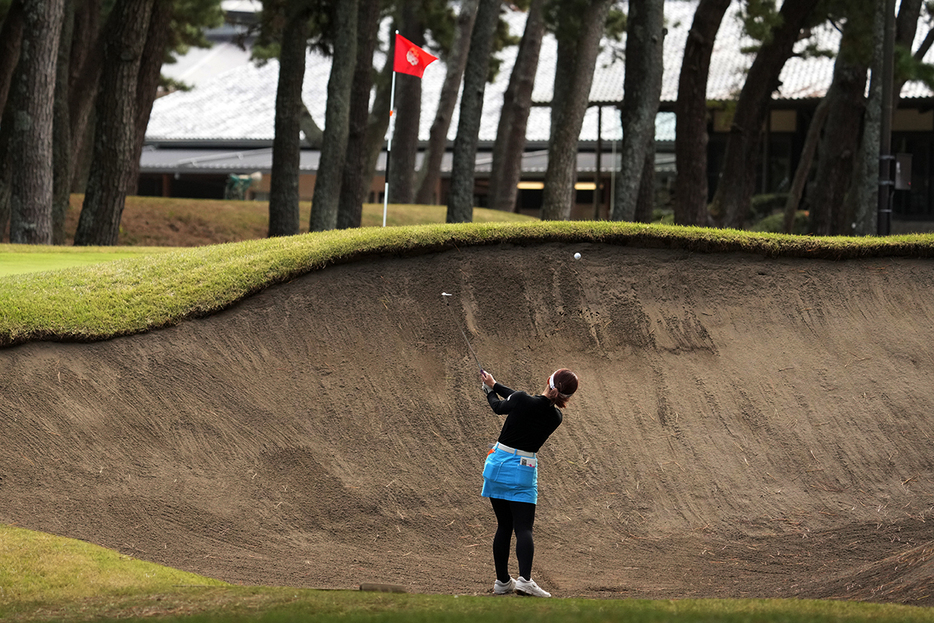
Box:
[493,383,515,398]
[487,383,515,414]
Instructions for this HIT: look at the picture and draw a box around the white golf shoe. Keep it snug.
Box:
[515,576,551,597]
[493,577,516,595]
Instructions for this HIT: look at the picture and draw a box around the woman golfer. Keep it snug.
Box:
[480,367,579,597]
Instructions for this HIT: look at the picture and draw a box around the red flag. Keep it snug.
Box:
[393,33,438,78]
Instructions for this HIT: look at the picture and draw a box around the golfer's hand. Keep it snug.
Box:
[481,370,496,388]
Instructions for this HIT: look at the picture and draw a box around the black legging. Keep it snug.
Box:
[490,497,536,582]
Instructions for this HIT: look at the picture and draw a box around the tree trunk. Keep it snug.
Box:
[388,6,425,206]
[541,0,612,221]
[547,1,577,144]
[310,0,358,232]
[782,96,830,233]
[0,0,25,241]
[0,121,10,242]
[7,0,65,245]
[487,0,544,213]
[267,0,312,237]
[848,0,887,237]
[805,6,871,236]
[634,137,656,222]
[337,0,381,229]
[707,0,814,229]
[612,0,665,222]
[52,0,75,245]
[362,52,393,201]
[894,0,924,104]
[388,74,423,204]
[74,0,155,246]
[126,0,173,196]
[413,0,479,205]
[672,0,730,226]
[854,0,923,237]
[67,0,104,193]
[0,0,24,118]
[890,0,923,125]
[447,0,501,223]
[19,0,102,229]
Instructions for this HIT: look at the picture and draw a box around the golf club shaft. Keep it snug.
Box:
[458,324,484,372]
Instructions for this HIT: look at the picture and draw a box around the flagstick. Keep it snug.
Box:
[383,31,400,228]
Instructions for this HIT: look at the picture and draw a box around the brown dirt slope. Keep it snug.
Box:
[3,243,934,603]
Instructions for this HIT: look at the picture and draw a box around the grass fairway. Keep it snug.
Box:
[0,245,172,277]
[3,525,933,623]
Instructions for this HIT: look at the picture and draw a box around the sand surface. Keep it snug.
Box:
[3,242,934,603]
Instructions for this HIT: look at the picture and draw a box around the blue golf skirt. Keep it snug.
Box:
[481,443,539,504]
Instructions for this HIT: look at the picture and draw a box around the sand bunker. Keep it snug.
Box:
[3,243,934,603]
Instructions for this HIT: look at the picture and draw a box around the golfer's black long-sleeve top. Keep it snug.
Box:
[487,382,563,453]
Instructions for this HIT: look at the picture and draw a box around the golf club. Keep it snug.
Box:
[441,292,485,373]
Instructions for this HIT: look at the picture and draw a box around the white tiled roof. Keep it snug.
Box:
[219,0,261,12]
[147,1,934,145]
[138,144,632,175]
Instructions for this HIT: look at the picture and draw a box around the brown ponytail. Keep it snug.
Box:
[545,368,579,408]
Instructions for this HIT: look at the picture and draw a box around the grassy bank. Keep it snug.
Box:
[2,220,934,347]
[3,524,933,623]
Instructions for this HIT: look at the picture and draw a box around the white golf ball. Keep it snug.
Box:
[573,252,581,260]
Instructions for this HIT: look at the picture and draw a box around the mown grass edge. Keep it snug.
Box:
[2,221,933,348]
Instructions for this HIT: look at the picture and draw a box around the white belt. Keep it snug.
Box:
[494,442,535,458]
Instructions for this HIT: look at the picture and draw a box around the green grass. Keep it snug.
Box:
[3,525,934,623]
[2,220,934,347]
[0,524,227,621]
[0,245,173,277]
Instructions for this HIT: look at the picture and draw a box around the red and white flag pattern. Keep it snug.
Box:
[393,33,438,79]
